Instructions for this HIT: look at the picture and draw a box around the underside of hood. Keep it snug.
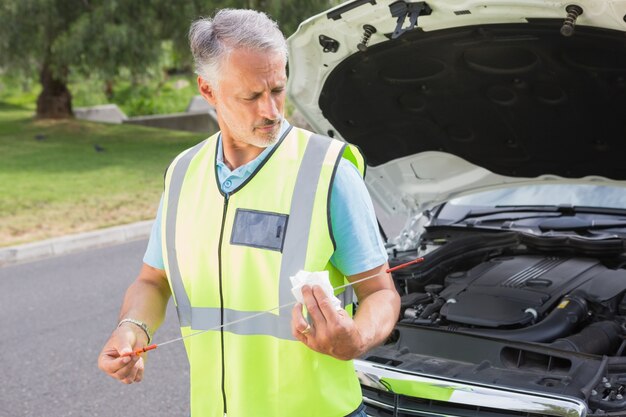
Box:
[319,20,626,179]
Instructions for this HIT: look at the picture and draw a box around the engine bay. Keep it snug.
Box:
[369,225,626,414]
[391,226,626,350]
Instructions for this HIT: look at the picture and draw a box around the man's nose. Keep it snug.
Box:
[258,95,280,120]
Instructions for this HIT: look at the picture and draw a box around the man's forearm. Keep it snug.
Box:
[117,264,171,334]
[353,288,401,355]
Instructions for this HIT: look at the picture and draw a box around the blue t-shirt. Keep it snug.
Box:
[143,122,387,276]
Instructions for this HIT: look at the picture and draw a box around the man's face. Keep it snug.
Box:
[198,48,287,148]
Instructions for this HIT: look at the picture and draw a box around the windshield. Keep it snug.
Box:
[447,185,626,209]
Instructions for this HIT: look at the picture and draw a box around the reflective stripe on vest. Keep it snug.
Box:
[165,140,206,327]
[165,133,352,339]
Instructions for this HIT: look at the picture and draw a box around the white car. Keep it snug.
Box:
[287,1,626,416]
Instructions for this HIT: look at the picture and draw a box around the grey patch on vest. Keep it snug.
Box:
[230,208,289,252]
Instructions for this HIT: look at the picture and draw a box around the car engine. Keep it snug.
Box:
[390,227,626,356]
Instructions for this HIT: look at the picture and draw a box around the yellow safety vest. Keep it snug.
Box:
[161,126,365,417]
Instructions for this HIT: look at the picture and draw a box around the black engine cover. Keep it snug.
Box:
[439,255,607,328]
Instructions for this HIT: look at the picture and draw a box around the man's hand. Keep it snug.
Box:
[98,323,148,384]
[291,263,400,361]
[97,263,171,384]
[291,285,365,360]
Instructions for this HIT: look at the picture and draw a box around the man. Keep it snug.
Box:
[98,9,399,417]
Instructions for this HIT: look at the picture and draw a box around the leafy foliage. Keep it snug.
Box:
[0,0,340,117]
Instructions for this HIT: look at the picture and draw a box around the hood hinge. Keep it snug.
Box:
[389,1,432,39]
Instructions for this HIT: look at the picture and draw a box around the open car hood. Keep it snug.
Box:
[287,0,626,236]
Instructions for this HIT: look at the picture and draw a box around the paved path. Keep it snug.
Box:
[0,239,189,417]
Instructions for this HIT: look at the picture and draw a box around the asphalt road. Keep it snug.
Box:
[0,239,189,417]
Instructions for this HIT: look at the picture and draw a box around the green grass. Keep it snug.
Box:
[0,102,206,247]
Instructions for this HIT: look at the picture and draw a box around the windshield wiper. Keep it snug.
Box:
[456,205,562,223]
[457,205,626,224]
[539,217,626,231]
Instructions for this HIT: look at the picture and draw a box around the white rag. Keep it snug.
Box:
[290,270,342,310]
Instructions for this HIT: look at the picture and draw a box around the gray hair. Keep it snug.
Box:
[189,9,288,88]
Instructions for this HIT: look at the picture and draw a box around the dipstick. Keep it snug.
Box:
[120,344,158,358]
[120,257,424,357]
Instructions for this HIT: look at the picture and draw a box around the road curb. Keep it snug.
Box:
[0,220,153,267]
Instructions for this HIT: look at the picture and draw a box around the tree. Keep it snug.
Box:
[0,0,202,118]
[230,0,342,36]
[0,0,340,119]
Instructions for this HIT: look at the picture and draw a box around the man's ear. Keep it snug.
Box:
[197,76,217,106]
